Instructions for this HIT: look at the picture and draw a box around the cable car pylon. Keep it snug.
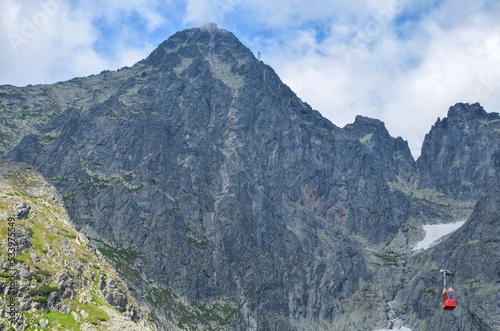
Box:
[440,269,456,310]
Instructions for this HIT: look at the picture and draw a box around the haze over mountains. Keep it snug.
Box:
[1,24,499,330]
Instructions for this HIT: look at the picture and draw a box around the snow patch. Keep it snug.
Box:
[413,221,466,251]
[374,327,412,331]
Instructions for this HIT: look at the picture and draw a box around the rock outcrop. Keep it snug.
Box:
[0,162,157,330]
[417,103,500,200]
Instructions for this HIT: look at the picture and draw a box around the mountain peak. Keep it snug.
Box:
[418,102,500,199]
[139,24,276,97]
[343,115,391,140]
[144,24,256,69]
[446,102,488,120]
[201,22,221,33]
[352,115,387,131]
[444,102,500,125]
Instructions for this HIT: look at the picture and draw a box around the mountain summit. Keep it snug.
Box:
[1,25,499,330]
[417,103,500,200]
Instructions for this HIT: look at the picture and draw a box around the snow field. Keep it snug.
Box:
[413,221,466,251]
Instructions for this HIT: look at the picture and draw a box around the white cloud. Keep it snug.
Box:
[0,0,99,84]
[184,0,217,25]
[236,0,394,28]
[184,0,242,26]
[75,0,167,31]
[0,0,164,86]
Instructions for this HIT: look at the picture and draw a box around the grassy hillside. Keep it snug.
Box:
[0,161,157,330]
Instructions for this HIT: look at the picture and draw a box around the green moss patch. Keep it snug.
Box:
[29,283,58,296]
[85,303,109,324]
[46,310,81,331]
[33,296,48,304]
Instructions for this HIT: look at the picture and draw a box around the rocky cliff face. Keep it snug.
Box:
[1,24,499,330]
[0,162,157,330]
[417,103,500,200]
[391,150,500,331]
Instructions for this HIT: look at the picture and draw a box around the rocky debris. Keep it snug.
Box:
[12,201,31,219]
[0,162,156,330]
[101,277,129,313]
[81,305,152,331]
[39,318,49,328]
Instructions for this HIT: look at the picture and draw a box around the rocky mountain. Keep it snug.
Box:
[0,162,157,330]
[417,103,500,200]
[1,24,499,330]
[391,150,500,331]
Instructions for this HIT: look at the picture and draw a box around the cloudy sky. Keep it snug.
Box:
[1,0,499,157]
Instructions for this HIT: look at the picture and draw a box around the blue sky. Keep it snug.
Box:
[1,0,499,157]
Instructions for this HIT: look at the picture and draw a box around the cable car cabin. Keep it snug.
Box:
[443,291,456,310]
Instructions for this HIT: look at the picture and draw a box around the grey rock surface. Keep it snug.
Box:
[392,150,500,331]
[12,200,31,219]
[417,103,500,200]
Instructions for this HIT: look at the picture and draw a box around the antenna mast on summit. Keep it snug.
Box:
[258,52,261,60]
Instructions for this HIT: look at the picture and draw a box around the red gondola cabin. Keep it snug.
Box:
[443,291,456,310]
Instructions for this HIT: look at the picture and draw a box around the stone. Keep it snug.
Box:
[72,311,81,322]
[80,309,89,320]
[39,319,49,328]
[12,201,31,219]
